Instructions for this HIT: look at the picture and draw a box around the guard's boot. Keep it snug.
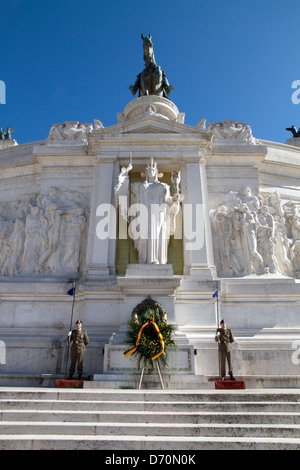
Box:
[230,373,236,381]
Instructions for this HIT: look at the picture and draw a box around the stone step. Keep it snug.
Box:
[1,387,300,402]
[0,398,299,413]
[0,387,300,450]
[1,434,300,450]
[0,421,299,438]
[1,409,300,425]
[2,374,300,389]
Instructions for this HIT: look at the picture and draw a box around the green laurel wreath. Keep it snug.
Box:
[125,307,176,369]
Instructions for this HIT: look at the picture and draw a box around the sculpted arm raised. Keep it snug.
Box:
[114,163,133,221]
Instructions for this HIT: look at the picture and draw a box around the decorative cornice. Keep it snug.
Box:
[117,275,182,296]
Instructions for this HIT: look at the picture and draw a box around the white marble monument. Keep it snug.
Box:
[0,95,299,388]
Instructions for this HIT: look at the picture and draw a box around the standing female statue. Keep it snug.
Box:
[115,160,183,265]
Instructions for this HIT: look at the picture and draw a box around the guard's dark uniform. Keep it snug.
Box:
[67,326,89,378]
[215,326,234,379]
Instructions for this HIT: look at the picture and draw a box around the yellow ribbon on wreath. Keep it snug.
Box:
[124,316,165,361]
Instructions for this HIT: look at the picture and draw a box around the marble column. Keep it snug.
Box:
[85,156,117,278]
[182,153,217,279]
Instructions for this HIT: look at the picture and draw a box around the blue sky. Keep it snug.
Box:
[1,0,300,145]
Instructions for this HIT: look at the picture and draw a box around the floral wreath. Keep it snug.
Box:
[124,296,176,369]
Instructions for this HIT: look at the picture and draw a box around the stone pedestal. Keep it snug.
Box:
[88,342,198,389]
[102,344,195,375]
[55,379,84,388]
[214,380,246,389]
[88,263,197,388]
[286,137,300,147]
[117,264,181,326]
[0,139,17,149]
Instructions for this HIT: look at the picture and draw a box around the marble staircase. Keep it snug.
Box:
[0,387,299,450]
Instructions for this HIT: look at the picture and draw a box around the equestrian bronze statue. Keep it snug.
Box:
[129,34,174,98]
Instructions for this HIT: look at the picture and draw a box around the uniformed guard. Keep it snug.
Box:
[67,320,89,379]
[215,319,236,380]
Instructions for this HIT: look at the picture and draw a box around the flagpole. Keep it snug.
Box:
[217,290,221,378]
[68,282,76,331]
[213,285,221,379]
[128,152,132,266]
[65,281,76,379]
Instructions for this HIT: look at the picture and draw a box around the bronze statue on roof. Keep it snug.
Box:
[129,34,173,98]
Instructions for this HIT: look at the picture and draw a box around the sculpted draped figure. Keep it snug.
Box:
[115,159,183,265]
[211,187,300,278]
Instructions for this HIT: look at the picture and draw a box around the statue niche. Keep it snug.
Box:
[115,159,183,265]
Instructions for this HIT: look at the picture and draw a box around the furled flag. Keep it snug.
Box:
[66,287,75,296]
[212,289,218,298]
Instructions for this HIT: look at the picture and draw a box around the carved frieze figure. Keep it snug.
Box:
[284,203,300,249]
[208,121,259,145]
[115,159,183,265]
[0,187,88,277]
[129,34,173,98]
[256,205,277,274]
[38,204,63,272]
[234,203,264,275]
[46,120,104,144]
[211,188,300,278]
[22,207,48,274]
[61,209,86,271]
[292,240,300,274]
[1,212,25,276]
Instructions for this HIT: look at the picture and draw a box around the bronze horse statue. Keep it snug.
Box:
[129,34,173,98]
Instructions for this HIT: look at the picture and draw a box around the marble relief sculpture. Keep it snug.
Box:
[211,188,300,278]
[115,159,183,265]
[0,188,88,277]
[46,120,103,145]
[208,121,260,145]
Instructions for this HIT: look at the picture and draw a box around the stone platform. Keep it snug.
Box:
[214,380,246,390]
[0,373,299,389]
[55,380,84,389]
